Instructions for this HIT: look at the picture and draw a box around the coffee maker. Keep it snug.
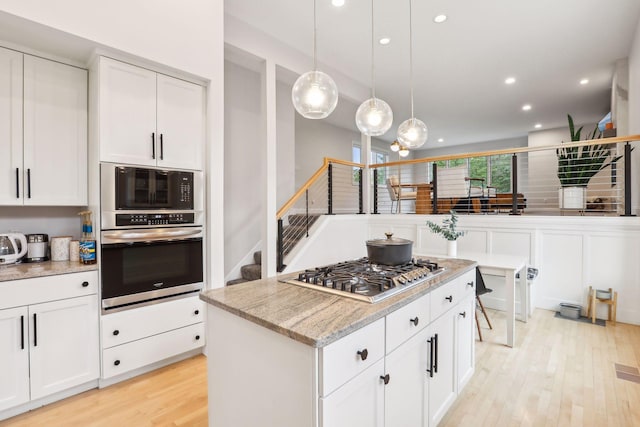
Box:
[24,234,49,262]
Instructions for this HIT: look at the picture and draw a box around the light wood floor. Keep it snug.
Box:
[2,309,639,427]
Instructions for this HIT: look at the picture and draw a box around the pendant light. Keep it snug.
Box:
[355,0,393,136]
[398,145,410,157]
[390,140,400,152]
[397,0,428,149]
[292,0,339,119]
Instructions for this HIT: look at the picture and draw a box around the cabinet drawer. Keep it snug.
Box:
[430,280,458,321]
[0,271,98,309]
[320,317,385,397]
[101,295,203,348]
[385,293,430,354]
[102,322,204,379]
[456,269,476,302]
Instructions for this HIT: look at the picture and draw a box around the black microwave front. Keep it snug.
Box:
[101,164,204,229]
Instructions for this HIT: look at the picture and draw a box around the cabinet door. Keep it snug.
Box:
[28,295,99,400]
[23,55,88,205]
[321,358,385,427]
[99,57,157,166]
[0,47,23,205]
[385,327,430,427]
[427,310,457,427]
[156,74,204,170]
[0,307,30,411]
[456,295,475,390]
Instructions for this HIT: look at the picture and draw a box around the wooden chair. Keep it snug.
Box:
[386,176,417,213]
[475,267,493,341]
[586,286,617,325]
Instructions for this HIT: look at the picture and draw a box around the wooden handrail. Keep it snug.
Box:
[276,157,365,219]
[370,134,640,169]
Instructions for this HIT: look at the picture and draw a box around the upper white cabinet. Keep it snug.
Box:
[0,47,88,206]
[99,57,204,170]
[0,47,23,205]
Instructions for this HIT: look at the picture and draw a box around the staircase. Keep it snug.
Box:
[226,251,262,286]
[227,214,323,285]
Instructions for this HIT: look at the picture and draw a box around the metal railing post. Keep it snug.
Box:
[305,189,310,236]
[327,163,333,215]
[510,154,520,215]
[432,163,438,214]
[277,219,285,272]
[358,168,364,214]
[373,169,379,214]
[623,142,635,216]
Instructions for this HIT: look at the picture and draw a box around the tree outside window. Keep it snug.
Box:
[490,154,511,192]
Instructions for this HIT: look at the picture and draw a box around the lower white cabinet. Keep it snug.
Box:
[426,308,457,426]
[0,271,99,414]
[100,295,205,379]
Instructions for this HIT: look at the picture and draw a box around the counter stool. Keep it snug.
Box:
[475,267,493,341]
[586,286,617,325]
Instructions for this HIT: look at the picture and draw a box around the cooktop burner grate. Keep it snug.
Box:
[283,257,445,303]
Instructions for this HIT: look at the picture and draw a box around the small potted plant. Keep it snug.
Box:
[557,114,619,209]
[426,210,465,257]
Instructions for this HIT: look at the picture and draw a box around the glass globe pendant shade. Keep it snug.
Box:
[398,146,410,157]
[397,117,428,149]
[291,70,339,119]
[390,140,400,152]
[355,97,393,136]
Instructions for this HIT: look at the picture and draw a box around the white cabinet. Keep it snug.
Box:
[99,57,204,170]
[0,47,23,205]
[0,271,99,414]
[385,327,430,427]
[0,307,29,411]
[456,295,475,391]
[320,359,385,427]
[426,309,457,427]
[0,48,87,206]
[100,295,205,380]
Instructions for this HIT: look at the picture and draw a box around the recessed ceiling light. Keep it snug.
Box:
[331,0,345,7]
[433,14,447,23]
[505,77,516,85]
[534,123,542,129]
[438,138,444,143]
[580,78,589,85]
[379,37,391,45]
[522,104,532,111]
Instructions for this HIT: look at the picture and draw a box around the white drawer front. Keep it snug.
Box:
[101,296,203,348]
[102,322,204,379]
[456,269,476,302]
[0,271,98,309]
[385,293,430,354]
[320,317,385,397]
[430,280,458,321]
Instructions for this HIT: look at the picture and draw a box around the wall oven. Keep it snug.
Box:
[100,164,204,313]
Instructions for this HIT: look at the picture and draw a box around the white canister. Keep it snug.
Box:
[69,240,80,262]
[51,236,72,261]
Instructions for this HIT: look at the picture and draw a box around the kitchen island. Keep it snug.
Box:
[200,257,476,427]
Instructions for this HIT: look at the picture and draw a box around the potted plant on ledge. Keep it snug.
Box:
[557,114,619,210]
[426,210,465,257]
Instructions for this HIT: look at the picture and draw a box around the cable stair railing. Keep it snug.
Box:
[276,157,365,272]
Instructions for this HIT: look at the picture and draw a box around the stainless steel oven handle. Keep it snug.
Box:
[102,227,203,243]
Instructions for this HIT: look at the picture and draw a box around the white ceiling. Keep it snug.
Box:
[225,0,640,148]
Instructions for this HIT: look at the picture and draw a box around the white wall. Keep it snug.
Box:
[224,61,262,275]
[276,79,296,208]
[0,207,82,238]
[415,136,528,158]
[629,16,640,214]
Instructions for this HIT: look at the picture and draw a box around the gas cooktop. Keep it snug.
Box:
[282,257,445,303]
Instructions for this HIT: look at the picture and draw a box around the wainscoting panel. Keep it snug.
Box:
[538,231,584,310]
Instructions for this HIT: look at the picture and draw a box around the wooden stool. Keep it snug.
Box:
[586,286,618,325]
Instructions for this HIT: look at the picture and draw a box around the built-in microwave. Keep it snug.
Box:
[101,163,204,229]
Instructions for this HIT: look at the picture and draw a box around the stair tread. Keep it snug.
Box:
[226,278,248,286]
[241,263,262,281]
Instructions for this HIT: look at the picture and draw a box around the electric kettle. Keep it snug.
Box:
[0,233,28,265]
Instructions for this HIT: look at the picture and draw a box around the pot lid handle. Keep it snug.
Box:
[385,232,393,239]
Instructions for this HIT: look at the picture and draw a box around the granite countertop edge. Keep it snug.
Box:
[200,257,477,348]
[0,261,98,282]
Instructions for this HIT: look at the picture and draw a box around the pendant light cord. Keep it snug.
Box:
[313,0,317,71]
[371,0,376,99]
[409,0,414,119]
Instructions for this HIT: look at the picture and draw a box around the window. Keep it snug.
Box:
[352,143,389,185]
[429,155,511,192]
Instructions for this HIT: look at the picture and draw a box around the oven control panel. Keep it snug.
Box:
[115,213,195,226]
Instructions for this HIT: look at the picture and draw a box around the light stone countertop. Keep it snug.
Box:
[0,260,98,282]
[200,257,477,348]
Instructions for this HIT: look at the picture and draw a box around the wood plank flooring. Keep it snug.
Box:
[1,309,639,426]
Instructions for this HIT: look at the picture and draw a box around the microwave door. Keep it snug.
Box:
[152,170,170,208]
[116,167,152,209]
